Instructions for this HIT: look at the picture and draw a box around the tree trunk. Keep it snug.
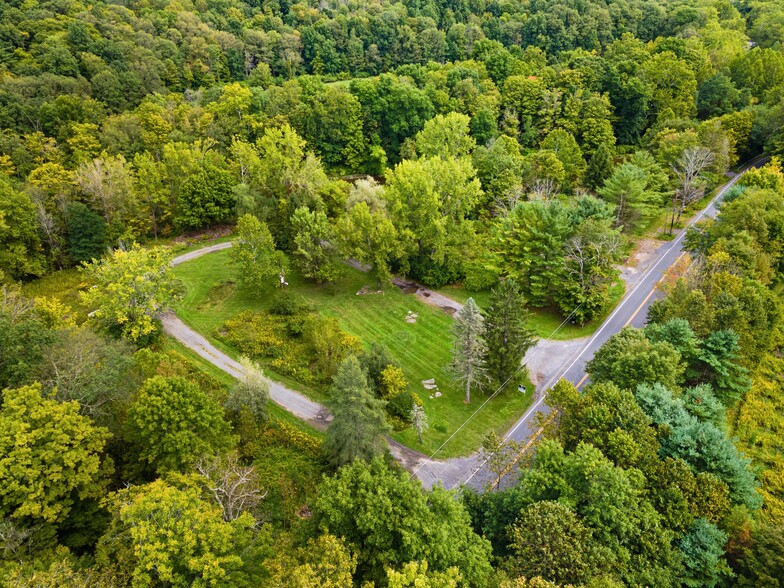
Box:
[465,378,471,404]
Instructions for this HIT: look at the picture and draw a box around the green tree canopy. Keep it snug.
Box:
[80,245,181,342]
[314,457,492,587]
[490,200,571,306]
[586,327,685,392]
[508,501,601,586]
[451,297,488,403]
[230,214,285,296]
[125,376,234,475]
[415,112,476,160]
[290,206,342,284]
[484,279,535,387]
[0,179,46,280]
[323,356,391,468]
[96,478,254,588]
[0,382,111,524]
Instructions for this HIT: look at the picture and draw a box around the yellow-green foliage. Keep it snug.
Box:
[97,479,253,587]
[265,419,322,456]
[0,383,111,524]
[266,534,357,587]
[217,310,313,384]
[380,364,408,399]
[218,310,363,388]
[32,296,76,329]
[734,353,784,523]
[80,245,180,342]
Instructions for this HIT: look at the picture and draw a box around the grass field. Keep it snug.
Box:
[172,248,534,457]
[436,280,626,341]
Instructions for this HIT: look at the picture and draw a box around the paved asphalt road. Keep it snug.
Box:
[459,155,768,489]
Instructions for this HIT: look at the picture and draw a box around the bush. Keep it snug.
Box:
[269,291,311,316]
[407,253,463,288]
[462,260,500,292]
[218,310,362,388]
[379,365,408,399]
[359,343,396,392]
[217,311,286,358]
[387,390,421,423]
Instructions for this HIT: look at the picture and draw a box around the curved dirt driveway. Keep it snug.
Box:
[167,243,331,429]
[166,244,428,470]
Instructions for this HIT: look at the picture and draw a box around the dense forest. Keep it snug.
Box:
[1,0,784,585]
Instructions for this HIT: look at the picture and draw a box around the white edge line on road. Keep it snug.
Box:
[463,157,763,487]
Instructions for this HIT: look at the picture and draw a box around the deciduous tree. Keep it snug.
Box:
[586,327,685,392]
[224,356,270,422]
[80,245,180,342]
[0,382,111,524]
[508,501,599,586]
[314,457,492,587]
[96,479,253,587]
[0,180,46,280]
[125,376,234,475]
[230,214,284,296]
[290,206,342,284]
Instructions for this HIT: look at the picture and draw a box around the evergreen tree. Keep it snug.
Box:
[677,518,732,588]
[451,297,488,403]
[65,202,105,264]
[585,143,613,191]
[599,163,660,231]
[491,200,571,307]
[484,279,535,387]
[323,356,391,467]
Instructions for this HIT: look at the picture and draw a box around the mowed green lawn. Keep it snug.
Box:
[172,248,533,457]
[436,280,626,341]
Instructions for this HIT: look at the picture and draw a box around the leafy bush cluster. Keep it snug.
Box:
[217,309,363,389]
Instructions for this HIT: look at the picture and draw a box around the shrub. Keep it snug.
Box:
[217,311,286,358]
[387,390,420,423]
[269,291,311,316]
[379,365,408,399]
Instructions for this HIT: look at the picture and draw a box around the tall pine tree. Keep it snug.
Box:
[451,297,488,403]
[484,279,536,387]
[324,356,391,467]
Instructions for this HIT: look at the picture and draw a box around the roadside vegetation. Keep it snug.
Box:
[2,0,784,584]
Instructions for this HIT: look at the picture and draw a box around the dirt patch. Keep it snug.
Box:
[391,277,464,316]
[172,225,233,247]
[620,238,662,290]
[356,285,383,295]
[626,238,659,269]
